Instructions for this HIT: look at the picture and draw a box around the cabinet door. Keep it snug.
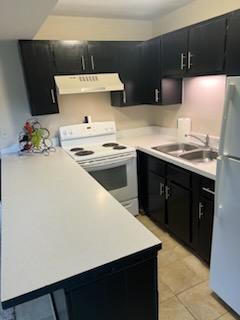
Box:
[19,40,59,116]
[197,197,214,263]
[87,42,119,73]
[67,272,127,320]
[126,257,158,320]
[226,12,240,75]
[140,38,161,105]
[111,42,141,106]
[147,171,166,225]
[66,256,158,320]
[167,182,191,243]
[161,79,182,105]
[188,17,226,75]
[161,28,188,77]
[52,40,89,75]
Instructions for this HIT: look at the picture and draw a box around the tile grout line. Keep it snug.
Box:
[175,295,199,320]
[142,217,232,320]
[175,279,208,296]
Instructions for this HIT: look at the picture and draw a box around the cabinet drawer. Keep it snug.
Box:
[200,177,215,200]
[148,155,166,177]
[167,164,191,189]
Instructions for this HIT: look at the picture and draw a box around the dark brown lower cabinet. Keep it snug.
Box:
[137,151,215,264]
[196,196,214,262]
[65,252,159,320]
[147,171,166,225]
[167,182,191,244]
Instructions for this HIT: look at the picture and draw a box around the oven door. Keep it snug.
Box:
[83,154,138,203]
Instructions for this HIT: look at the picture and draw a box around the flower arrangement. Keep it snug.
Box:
[19,119,55,155]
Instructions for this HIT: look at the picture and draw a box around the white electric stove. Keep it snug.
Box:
[59,121,139,216]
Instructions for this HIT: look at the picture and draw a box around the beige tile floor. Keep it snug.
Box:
[137,214,240,320]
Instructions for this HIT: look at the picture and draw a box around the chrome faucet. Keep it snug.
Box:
[185,133,210,148]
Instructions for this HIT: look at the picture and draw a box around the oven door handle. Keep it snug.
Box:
[82,155,135,171]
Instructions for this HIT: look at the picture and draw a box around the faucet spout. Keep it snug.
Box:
[185,133,210,148]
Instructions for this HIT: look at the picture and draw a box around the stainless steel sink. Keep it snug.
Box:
[152,143,199,156]
[152,142,218,163]
[179,149,218,163]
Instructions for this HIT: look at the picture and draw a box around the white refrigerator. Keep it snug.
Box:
[210,76,240,315]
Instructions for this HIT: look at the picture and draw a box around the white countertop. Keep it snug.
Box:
[118,127,217,180]
[1,149,160,304]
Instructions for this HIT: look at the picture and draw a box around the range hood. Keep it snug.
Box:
[54,73,124,95]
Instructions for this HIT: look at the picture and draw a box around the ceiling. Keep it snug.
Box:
[52,0,195,20]
[0,0,57,39]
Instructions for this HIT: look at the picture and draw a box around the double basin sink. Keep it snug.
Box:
[152,143,218,163]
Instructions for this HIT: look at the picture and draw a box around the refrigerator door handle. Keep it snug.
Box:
[219,83,235,156]
[215,158,225,219]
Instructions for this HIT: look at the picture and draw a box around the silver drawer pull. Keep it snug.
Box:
[199,202,204,220]
[202,187,215,195]
[91,55,95,70]
[188,51,193,69]
[50,89,56,104]
[123,90,127,104]
[180,53,186,70]
[81,56,86,71]
[165,186,170,200]
[160,183,165,196]
[155,88,160,103]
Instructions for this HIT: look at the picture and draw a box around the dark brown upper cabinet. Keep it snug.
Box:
[111,42,142,107]
[140,37,182,105]
[188,17,226,76]
[161,29,189,78]
[51,40,89,75]
[140,37,162,104]
[161,16,226,77]
[87,41,120,73]
[19,40,59,116]
[226,11,240,75]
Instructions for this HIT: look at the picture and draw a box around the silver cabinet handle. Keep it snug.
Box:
[123,90,127,104]
[199,202,204,220]
[155,89,160,103]
[90,55,95,70]
[81,56,86,71]
[202,187,215,195]
[50,89,56,104]
[181,53,186,70]
[165,186,171,200]
[160,183,165,196]
[188,51,193,69]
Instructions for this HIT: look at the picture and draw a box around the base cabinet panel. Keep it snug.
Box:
[65,256,158,320]
[196,197,214,263]
[167,182,191,244]
[147,171,166,225]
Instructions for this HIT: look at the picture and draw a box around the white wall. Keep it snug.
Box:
[37,94,155,138]
[153,75,226,136]
[152,0,240,36]
[35,15,153,41]
[0,41,31,149]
